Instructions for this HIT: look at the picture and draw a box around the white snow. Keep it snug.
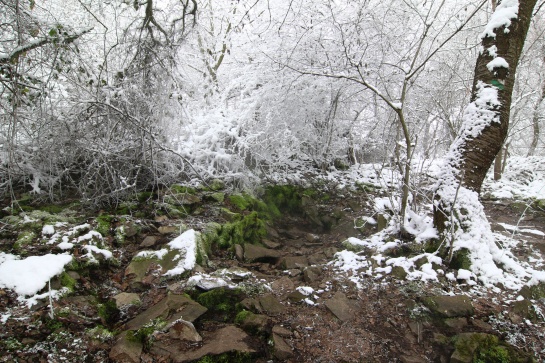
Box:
[42,225,55,236]
[486,57,509,72]
[136,249,168,260]
[163,229,197,276]
[480,0,519,39]
[0,254,72,296]
[296,286,315,296]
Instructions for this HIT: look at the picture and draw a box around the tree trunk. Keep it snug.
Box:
[493,148,502,180]
[527,77,544,156]
[434,0,537,236]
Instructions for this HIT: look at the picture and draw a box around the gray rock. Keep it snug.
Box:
[325,292,355,322]
[270,276,295,294]
[258,294,286,315]
[244,243,281,262]
[151,325,257,363]
[262,239,282,249]
[140,236,159,248]
[158,225,179,235]
[272,325,292,337]
[303,266,321,283]
[280,256,309,269]
[323,247,338,259]
[109,331,142,363]
[125,294,207,330]
[272,333,293,360]
[113,292,141,309]
[234,244,244,262]
[421,295,474,318]
[307,253,327,265]
[167,319,202,342]
[445,317,468,331]
[451,333,498,363]
[237,311,269,333]
[377,213,389,231]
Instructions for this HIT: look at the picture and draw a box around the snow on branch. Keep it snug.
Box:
[0,27,92,65]
[480,0,519,39]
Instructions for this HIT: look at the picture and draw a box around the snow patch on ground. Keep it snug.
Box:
[163,229,197,276]
[0,253,72,297]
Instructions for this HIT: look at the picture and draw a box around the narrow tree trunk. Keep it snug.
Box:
[527,78,544,156]
[434,0,537,236]
[494,148,502,180]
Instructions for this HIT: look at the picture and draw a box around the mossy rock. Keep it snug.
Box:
[208,179,225,191]
[95,214,114,237]
[518,282,545,300]
[449,248,471,270]
[235,310,269,335]
[170,185,197,194]
[196,288,246,321]
[451,332,531,363]
[14,230,37,251]
[59,271,78,293]
[216,212,267,249]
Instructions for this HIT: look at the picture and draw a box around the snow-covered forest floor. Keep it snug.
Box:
[0,156,543,362]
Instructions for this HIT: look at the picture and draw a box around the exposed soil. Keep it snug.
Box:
[0,188,544,363]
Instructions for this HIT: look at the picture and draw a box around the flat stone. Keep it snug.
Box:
[280,256,309,270]
[287,290,306,303]
[238,312,269,333]
[445,317,468,331]
[151,325,257,363]
[234,244,244,262]
[304,233,320,243]
[471,319,493,331]
[307,253,327,265]
[125,294,207,330]
[421,295,474,318]
[258,294,286,315]
[244,243,281,262]
[323,247,338,259]
[451,333,497,363]
[325,292,355,322]
[113,292,141,308]
[158,225,179,235]
[272,325,292,337]
[167,320,202,342]
[140,236,159,248]
[270,276,295,295]
[109,331,142,363]
[303,266,321,283]
[262,239,282,249]
[272,333,293,360]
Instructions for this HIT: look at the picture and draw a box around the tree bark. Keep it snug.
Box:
[434,0,537,235]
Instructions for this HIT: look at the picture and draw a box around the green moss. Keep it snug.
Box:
[98,300,120,327]
[2,337,23,351]
[171,185,196,194]
[86,326,115,341]
[196,288,245,321]
[262,184,303,216]
[229,194,254,211]
[216,212,267,249]
[14,230,36,250]
[95,214,113,236]
[234,310,252,325]
[449,248,471,270]
[38,204,65,214]
[60,272,77,292]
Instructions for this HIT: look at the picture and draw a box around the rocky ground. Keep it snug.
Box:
[0,182,544,363]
